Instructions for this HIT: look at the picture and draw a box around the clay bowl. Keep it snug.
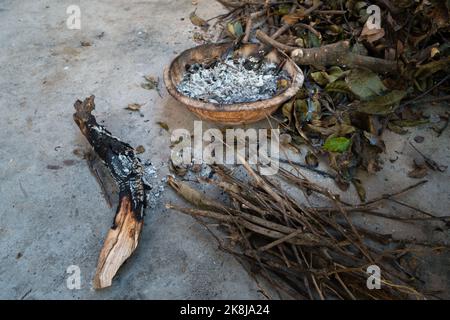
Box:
[163,42,304,125]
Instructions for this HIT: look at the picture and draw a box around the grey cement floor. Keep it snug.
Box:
[0,0,263,300]
[0,0,449,300]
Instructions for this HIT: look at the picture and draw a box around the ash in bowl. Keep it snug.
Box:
[176,56,291,104]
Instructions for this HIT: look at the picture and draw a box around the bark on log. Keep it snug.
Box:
[255,30,399,73]
[73,95,147,289]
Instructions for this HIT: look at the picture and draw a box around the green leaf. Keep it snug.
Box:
[323,137,351,153]
[311,66,346,86]
[345,69,387,101]
[357,90,407,115]
[308,31,321,48]
[274,4,291,15]
[227,21,243,37]
[234,21,244,37]
[311,71,329,86]
[325,80,352,94]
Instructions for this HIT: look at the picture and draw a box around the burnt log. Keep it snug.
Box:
[73,95,148,289]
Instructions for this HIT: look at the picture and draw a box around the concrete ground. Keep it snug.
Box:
[0,0,449,299]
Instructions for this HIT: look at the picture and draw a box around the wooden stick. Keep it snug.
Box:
[271,3,298,40]
[256,29,297,52]
[243,10,265,43]
[93,196,143,289]
[271,1,322,39]
[295,23,321,39]
[73,95,147,289]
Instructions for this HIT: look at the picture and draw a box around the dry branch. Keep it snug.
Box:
[271,1,322,39]
[256,30,399,73]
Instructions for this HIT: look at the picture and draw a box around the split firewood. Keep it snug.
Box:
[256,30,399,73]
[73,95,149,289]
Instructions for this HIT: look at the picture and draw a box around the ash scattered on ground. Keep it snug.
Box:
[143,160,167,209]
[176,56,290,104]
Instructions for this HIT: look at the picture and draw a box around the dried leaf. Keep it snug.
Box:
[408,164,428,179]
[357,90,407,115]
[359,23,385,43]
[135,145,145,154]
[305,151,319,167]
[414,57,450,79]
[352,178,366,202]
[363,131,385,151]
[126,103,142,111]
[142,75,159,90]
[295,98,321,125]
[282,100,294,123]
[157,121,170,132]
[169,159,188,177]
[391,119,429,127]
[387,122,409,134]
[190,10,209,29]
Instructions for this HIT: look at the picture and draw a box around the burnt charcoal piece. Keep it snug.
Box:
[73,95,149,289]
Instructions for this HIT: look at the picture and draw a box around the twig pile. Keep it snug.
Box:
[167,160,449,299]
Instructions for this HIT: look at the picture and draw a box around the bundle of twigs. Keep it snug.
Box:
[167,160,449,299]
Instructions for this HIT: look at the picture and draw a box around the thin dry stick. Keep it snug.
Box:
[271,1,322,39]
[243,10,266,42]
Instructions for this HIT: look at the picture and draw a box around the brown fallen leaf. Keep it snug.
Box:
[169,159,188,177]
[135,145,145,154]
[157,121,170,132]
[189,10,209,29]
[81,41,92,47]
[359,23,385,43]
[352,178,366,202]
[305,151,319,168]
[125,103,142,111]
[141,75,161,97]
[408,158,428,179]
